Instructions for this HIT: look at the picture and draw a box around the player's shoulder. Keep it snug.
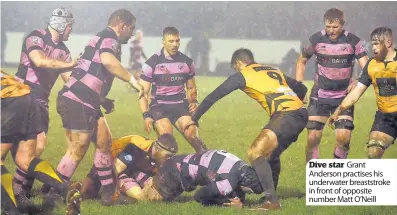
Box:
[367,57,379,68]
[344,30,362,44]
[130,135,155,151]
[145,52,161,67]
[309,30,325,43]
[57,41,71,53]
[26,29,47,39]
[176,52,193,65]
[97,27,118,40]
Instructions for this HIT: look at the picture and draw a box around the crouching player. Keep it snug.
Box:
[140,150,263,208]
[81,134,178,200]
[1,71,81,215]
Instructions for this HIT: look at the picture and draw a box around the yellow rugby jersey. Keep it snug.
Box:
[240,64,304,115]
[111,135,155,159]
[192,64,306,121]
[1,71,31,99]
[358,52,397,113]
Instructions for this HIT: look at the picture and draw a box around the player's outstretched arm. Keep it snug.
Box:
[29,49,77,69]
[329,83,368,127]
[100,52,143,97]
[192,73,245,122]
[284,75,308,101]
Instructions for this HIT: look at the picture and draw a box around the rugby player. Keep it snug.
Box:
[1,71,81,215]
[137,150,263,208]
[13,7,78,200]
[54,9,143,206]
[80,134,178,200]
[139,26,208,153]
[295,8,369,162]
[329,27,397,158]
[192,48,308,210]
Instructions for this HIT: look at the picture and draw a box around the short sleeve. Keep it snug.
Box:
[99,38,120,56]
[357,60,372,86]
[25,34,45,54]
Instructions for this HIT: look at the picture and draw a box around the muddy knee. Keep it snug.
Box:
[183,124,208,153]
[367,139,387,159]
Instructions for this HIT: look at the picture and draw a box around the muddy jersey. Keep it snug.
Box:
[302,30,367,104]
[59,27,121,109]
[15,28,71,102]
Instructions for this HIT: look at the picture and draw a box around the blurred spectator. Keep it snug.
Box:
[185,31,211,76]
[129,30,147,80]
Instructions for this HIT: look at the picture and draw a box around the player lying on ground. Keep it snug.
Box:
[1,71,81,215]
[81,134,178,200]
[133,150,263,208]
[192,48,308,210]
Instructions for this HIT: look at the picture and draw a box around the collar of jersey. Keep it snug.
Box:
[160,47,179,60]
[105,27,118,39]
[45,27,60,46]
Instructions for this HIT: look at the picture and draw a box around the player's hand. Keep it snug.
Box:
[70,52,82,68]
[129,81,144,99]
[189,102,199,114]
[346,80,357,93]
[144,117,154,133]
[223,197,243,209]
[328,113,339,129]
[100,98,115,114]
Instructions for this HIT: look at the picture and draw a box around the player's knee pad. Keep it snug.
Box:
[334,119,355,130]
[367,139,387,150]
[366,139,387,159]
[306,120,325,130]
[182,121,198,135]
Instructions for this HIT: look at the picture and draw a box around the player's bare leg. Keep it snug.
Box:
[154,118,174,136]
[35,131,47,156]
[305,116,327,162]
[175,116,208,153]
[248,129,281,210]
[92,117,119,205]
[333,115,354,159]
[367,131,394,159]
[14,131,48,198]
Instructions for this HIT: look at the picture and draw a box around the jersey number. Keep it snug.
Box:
[267,71,284,85]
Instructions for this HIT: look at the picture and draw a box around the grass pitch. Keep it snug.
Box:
[2,68,396,215]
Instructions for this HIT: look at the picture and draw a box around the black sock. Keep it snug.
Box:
[27,158,67,197]
[252,156,278,203]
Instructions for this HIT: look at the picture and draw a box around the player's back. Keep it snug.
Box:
[111,135,154,159]
[61,27,122,109]
[1,72,31,99]
[177,150,247,187]
[240,64,304,115]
